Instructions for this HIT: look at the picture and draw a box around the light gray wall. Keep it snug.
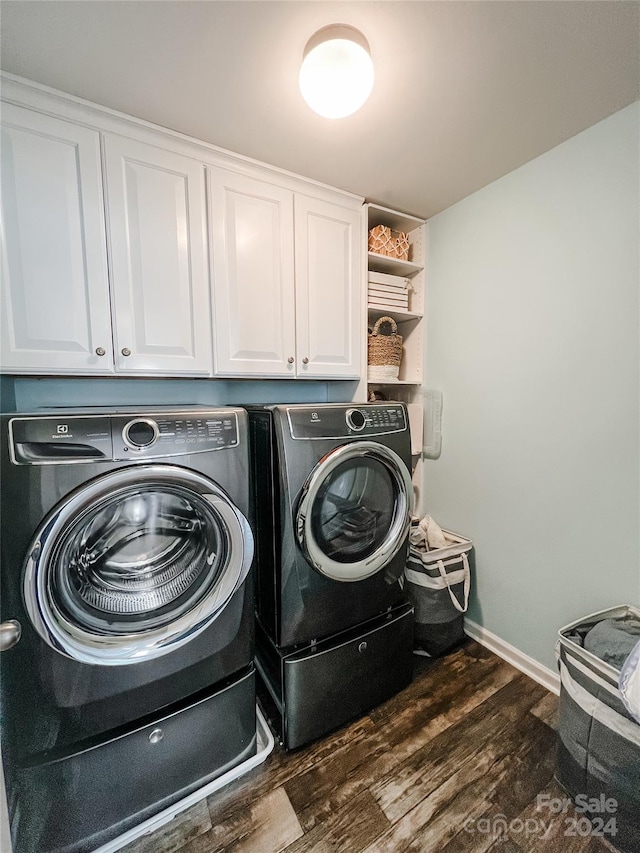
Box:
[424,102,640,671]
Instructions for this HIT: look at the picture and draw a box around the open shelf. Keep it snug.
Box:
[367,252,422,277]
[368,306,423,322]
[367,379,422,386]
[367,204,424,234]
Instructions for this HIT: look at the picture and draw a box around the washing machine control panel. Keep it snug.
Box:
[9,412,239,464]
[115,414,239,459]
[287,404,407,439]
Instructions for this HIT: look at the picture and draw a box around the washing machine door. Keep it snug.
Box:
[24,465,253,665]
[295,441,413,581]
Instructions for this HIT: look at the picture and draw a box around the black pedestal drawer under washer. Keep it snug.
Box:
[246,403,415,748]
[0,407,256,853]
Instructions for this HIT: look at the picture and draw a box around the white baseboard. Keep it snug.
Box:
[464,618,560,696]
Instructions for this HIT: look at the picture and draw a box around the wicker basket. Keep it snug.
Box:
[394,232,410,261]
[368,225,410,262]
[367,316,403,381]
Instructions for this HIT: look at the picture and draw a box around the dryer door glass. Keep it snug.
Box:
[311,457,395,562]
[24,466,253,665]
[296,442,413,582]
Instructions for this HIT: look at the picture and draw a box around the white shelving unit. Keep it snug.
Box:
[366,203,426,397]
[366,204,427,512]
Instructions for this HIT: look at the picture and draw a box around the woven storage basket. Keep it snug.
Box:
[368,225,393,256]
[367,316,403,381]
[393,232,410,261]
[368,225,410,261]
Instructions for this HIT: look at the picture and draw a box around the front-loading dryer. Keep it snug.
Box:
[0,407,255,853]
[247,403,415,748]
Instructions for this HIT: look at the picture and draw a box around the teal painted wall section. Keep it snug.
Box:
[2,376,358,412]
[424,103,640,671]
[0,377,16,411]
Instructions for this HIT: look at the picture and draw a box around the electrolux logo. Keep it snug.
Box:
[52,423,72,439]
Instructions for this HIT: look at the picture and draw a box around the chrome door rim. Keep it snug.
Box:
[295,442,413,581]
[24,465,253,665]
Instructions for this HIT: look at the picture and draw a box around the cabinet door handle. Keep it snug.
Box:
[121,348,132,357]
[0,620,21,651]
[287,356,294,364]
[95,347,106,357]
[302,357,309,365]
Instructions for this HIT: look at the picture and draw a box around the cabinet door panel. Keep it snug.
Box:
[104,135,211,375]
[208,169,295,377]
[295,196,362,379]
[1,104,113,373]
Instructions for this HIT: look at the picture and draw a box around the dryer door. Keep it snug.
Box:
[24,465,253,665]
[295,442,413,581]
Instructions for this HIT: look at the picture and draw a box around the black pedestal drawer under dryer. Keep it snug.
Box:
[0,407,256,853]
[247,403,415,749]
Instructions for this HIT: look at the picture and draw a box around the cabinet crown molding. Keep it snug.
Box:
[0,71,363,209]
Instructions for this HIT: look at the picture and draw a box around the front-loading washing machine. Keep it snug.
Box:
[0,407,255,853]
[247,403,415,749]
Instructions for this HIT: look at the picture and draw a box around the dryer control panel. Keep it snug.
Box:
[287,404,407,440]
[9,412,239,464]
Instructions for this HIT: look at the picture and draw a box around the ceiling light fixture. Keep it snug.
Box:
[299,24,374,119]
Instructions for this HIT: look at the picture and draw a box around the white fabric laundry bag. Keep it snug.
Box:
[620,638,640,724]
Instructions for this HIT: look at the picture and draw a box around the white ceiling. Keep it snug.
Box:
[1,1,638,219]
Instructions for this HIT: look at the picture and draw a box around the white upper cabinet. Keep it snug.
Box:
[0,104,113,373]
[103,134,212,375]
[294,195,361,379]
[208,168,362,379]
[208,168,296,377]
[0,77,364,381]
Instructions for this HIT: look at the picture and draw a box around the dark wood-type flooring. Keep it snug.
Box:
[122,641,616,853]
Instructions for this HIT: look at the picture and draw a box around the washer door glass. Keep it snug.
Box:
[24,465,253,665]
[296,442,413,581]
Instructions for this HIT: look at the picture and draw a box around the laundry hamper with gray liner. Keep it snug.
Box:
[404,527,472,656]
[556,606,640,853]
